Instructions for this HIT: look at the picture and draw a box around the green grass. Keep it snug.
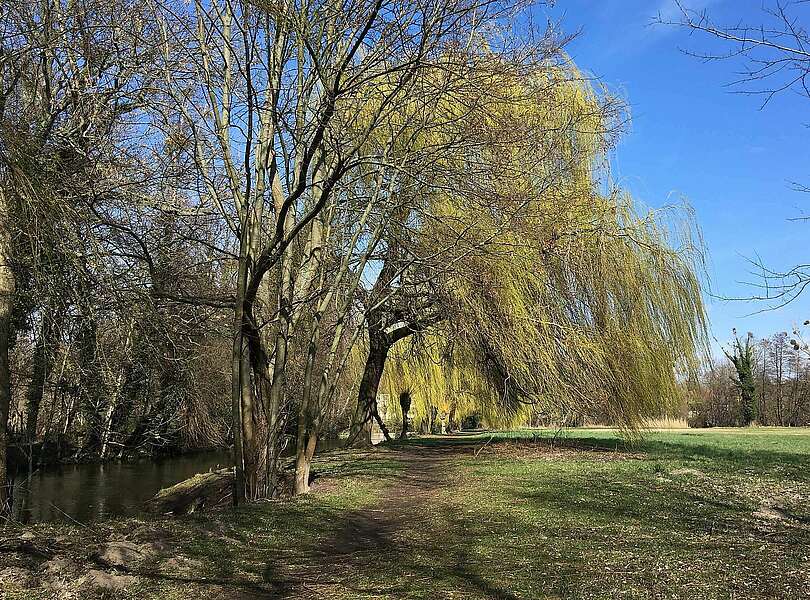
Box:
[424,428,810,599]
[458,426,810,477]
[2,428,809,599]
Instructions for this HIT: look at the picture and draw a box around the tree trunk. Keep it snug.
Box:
[294,428,317,494]
[239,338,258,499]
[76,302,106,454]
[0,191,15,513]
[263,320,288,498]
[99,316,135,458]
[349,328,391,446]
[25,308,54,443]
[263,254,294,498]
[255,200,298,500]
[294,312,321,495]
[398,391,411,440]
[231,251,249,505]
[447,402,458,433]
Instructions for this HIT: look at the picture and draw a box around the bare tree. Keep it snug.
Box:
[691,327,810,427]
[156,0,525,502]
[0,0,167,510]
[661,1,810,306]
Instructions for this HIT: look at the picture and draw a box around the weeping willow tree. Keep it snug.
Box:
[380,199,706,434]
[344,48,626,440]
[367,55,708,435]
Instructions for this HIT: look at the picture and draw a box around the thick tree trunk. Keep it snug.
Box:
[0,192,14,513]
[349,329,391,446]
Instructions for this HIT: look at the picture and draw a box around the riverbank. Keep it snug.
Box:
[2,428,809,599]
[7,439,231,476]
[9,449,233,524]
[8,437,351,524]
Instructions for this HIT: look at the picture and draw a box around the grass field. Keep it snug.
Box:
[2,428,809,599]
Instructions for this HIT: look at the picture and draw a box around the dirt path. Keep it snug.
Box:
[265,442,478,598]
[323,444,468,554]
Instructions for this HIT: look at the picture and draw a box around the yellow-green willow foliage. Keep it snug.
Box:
[339,50,619,197]
[379,196,706,433]
[355,53,707,434]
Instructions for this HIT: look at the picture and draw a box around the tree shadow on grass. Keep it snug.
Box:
[258,513,530,599]
[86,436,810,599]
[98,453,408,598]
[573,435,810,480]
[401,432,810,481]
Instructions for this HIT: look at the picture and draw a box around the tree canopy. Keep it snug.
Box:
[0,0,708,511]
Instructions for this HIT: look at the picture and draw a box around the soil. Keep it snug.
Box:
[260,442,478,598]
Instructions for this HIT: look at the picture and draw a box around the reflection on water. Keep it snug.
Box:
[11,450,232,524]
[11,437,346,524]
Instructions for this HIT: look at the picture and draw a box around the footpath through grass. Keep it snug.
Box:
[1,428,809,599]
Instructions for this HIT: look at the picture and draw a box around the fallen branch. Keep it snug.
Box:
[145,468,234,515]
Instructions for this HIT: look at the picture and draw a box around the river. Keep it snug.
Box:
[10,438,345,524]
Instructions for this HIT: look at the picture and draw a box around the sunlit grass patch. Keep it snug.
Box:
[426,428,810,599]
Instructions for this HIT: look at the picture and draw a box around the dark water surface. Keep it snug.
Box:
[11,437,347,524]
[11,450,233,524]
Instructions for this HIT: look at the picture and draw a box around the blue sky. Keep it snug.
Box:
[537,0,810,350]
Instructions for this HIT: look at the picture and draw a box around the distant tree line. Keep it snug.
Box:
[689,329,810,427]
